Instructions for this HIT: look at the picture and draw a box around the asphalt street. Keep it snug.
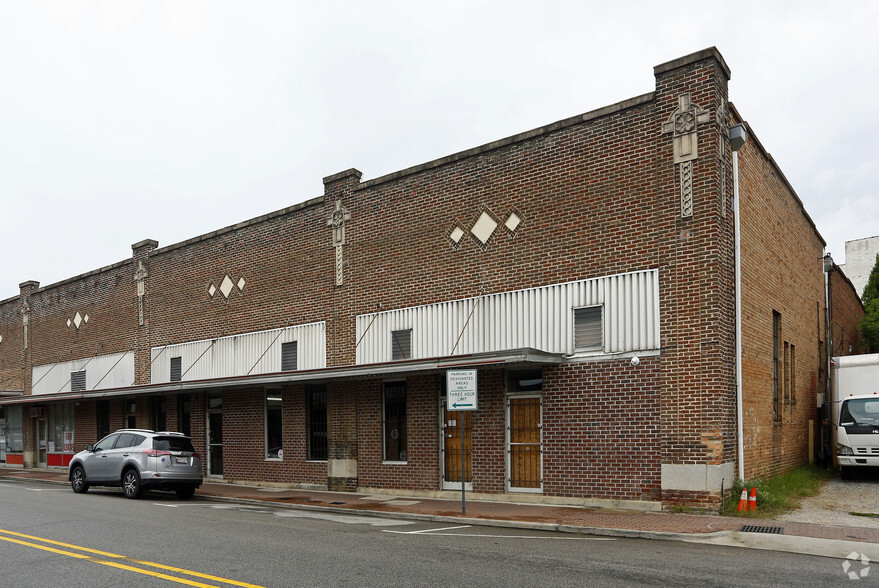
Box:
[0,479,864,587]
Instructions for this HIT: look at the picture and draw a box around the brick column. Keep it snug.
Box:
[653,48,737,505]
[322,169,362,490]
[131,239,158,386]
[18,280,39,467]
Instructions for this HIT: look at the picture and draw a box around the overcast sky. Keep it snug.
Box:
[2,1,877,299]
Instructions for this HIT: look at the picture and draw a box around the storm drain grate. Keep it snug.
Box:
[739,525,784,534]
[330,501,346,505]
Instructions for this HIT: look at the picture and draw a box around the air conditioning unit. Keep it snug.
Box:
[30,407,43,417]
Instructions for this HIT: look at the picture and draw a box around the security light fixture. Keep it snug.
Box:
[730,124,747,152]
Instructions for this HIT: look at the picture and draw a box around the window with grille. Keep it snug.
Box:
[307,386,327,461]
[281,342,298,371]
[71,371,86,392]
[772,311,781,422]
[573,306,602,352]
[383,382,407,461]
[170,357,182,382]
[391,329,412,360]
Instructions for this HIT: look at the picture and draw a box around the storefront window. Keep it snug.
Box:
[0,407,6,462]
[265,392,283,460]
[7,405,23,452]
[383,382,407,462]
[49,402,75,453]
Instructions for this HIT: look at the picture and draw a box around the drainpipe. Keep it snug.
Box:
[730,123,747,481]
[823,253,834,464]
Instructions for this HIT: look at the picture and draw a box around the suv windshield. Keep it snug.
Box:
[153,436,195,452]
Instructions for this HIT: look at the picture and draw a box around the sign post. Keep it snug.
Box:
[446,369,477,515]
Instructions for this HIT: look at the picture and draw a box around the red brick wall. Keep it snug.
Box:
[73,401,96,451]
[737,118,827,479]
[26,264,139,371]
[543,359,662,502]
[469,371,506,493]
[356,375,440,491]
[144,202,334,367]
[832,266,865,355]
[0,49,833,505]
[215,386,326,486]
[0,297,24,392]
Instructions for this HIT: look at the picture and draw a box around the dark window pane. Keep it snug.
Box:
[383,383,407,461]
[114,433,135,448]
[266,394,283,459]
[178,395,191,437]
[154,436,195,452]
[96,400,110,440]
[308,386,327,461]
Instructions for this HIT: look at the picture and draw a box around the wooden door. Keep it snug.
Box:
[508,397,541,489]
[442,401,471,487]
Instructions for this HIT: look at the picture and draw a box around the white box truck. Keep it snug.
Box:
[832,353,879,479]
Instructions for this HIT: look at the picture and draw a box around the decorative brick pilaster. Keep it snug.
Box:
[131,239,158,386]
[653,48,737,501]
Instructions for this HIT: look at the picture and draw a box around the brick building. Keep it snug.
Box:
[0,48,863,508]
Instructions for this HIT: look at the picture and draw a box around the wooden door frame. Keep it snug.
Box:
[505,393,543,493]
[439,397,472,491]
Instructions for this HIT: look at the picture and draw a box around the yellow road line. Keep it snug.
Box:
[0,528,126,558]
[0,528,266,588]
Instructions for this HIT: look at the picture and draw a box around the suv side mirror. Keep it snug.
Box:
[85,444,95,452]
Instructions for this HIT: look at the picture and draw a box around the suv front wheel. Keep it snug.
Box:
[122,469,142,499]
[70,466,89,494]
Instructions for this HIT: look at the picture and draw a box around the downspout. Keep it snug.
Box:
[730,123,747,481]
[823,254,834,442]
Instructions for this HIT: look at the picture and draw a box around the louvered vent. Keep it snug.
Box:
[391,329,412,360]
[170,357,182,382]
[71,370,86,392]
[574,306,603,352]
[281,342,298,371]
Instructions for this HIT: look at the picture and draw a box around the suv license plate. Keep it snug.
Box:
[175,457,187,464]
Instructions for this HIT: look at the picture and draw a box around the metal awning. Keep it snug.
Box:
[0,348,563,406]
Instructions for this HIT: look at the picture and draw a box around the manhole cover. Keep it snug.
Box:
[739,525,783,534]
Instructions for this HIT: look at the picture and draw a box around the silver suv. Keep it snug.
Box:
[68,429,202,499]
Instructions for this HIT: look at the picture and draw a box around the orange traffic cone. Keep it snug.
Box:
[748,487,757,511]
[737,488,748,511]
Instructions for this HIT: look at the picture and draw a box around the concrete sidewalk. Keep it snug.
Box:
[3,466,879,560]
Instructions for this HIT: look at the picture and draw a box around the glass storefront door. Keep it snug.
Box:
[37,419,48,467]
[207,394,223,477]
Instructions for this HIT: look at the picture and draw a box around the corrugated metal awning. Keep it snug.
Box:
[0,348,563,406]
